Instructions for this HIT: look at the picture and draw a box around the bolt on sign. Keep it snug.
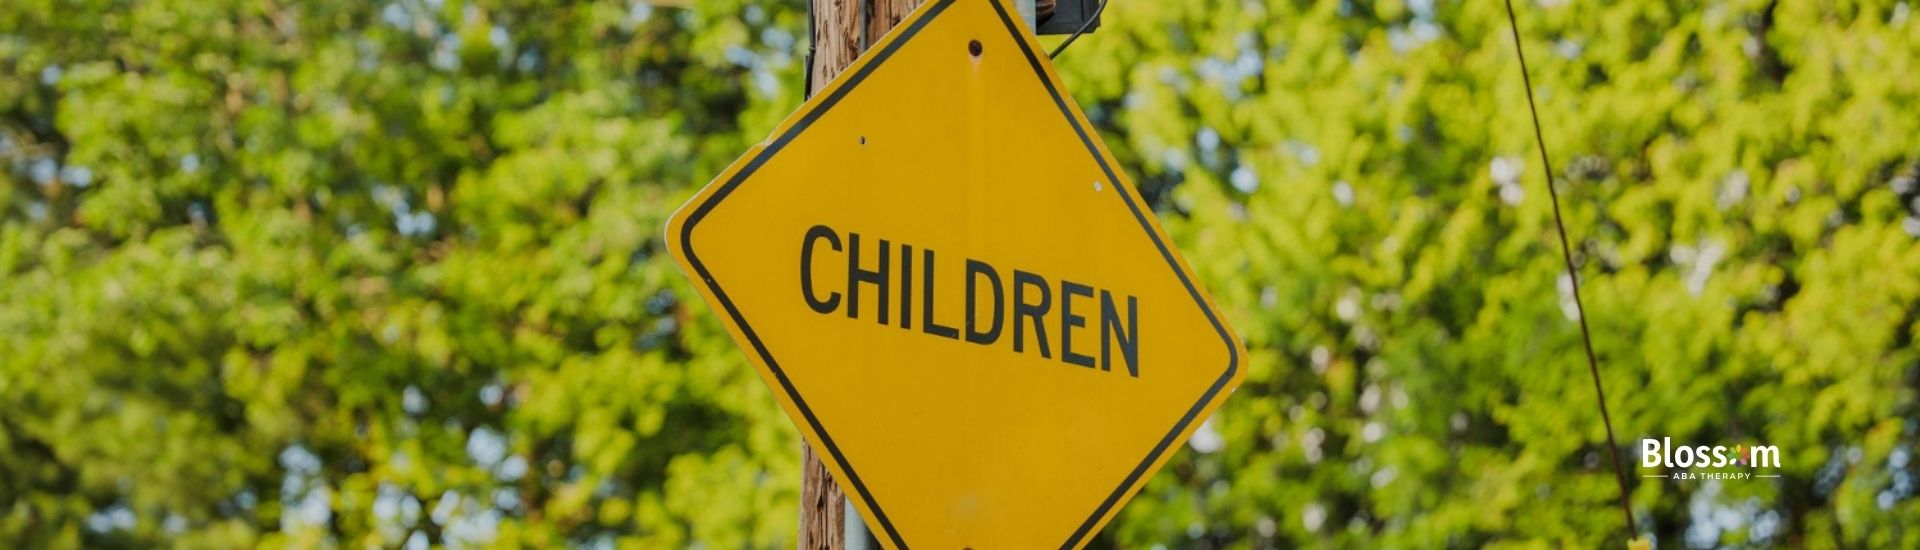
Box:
[664,0,1244,546]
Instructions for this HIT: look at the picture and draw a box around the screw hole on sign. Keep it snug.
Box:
[968,39,983,57]
[860,136,866,145]
[1093,181,1103,191]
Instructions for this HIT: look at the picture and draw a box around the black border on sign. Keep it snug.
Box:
[676,0,1239,547]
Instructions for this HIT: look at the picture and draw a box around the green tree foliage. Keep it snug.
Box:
[1068,0,1920,547]
[2,0,1917,547]
[3,0,806,546]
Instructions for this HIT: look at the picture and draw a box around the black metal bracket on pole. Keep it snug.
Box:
[1035,0,1102,35]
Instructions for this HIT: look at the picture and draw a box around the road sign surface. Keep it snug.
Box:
[665,0,1244,546]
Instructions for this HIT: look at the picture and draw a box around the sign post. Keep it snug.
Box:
[668,0,1243,547]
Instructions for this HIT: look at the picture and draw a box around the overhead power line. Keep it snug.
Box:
[1500,0,1637,538]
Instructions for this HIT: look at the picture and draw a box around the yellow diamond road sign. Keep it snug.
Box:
[664,0,1244,546]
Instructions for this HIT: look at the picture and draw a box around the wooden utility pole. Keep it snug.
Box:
[797,1,924,547]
